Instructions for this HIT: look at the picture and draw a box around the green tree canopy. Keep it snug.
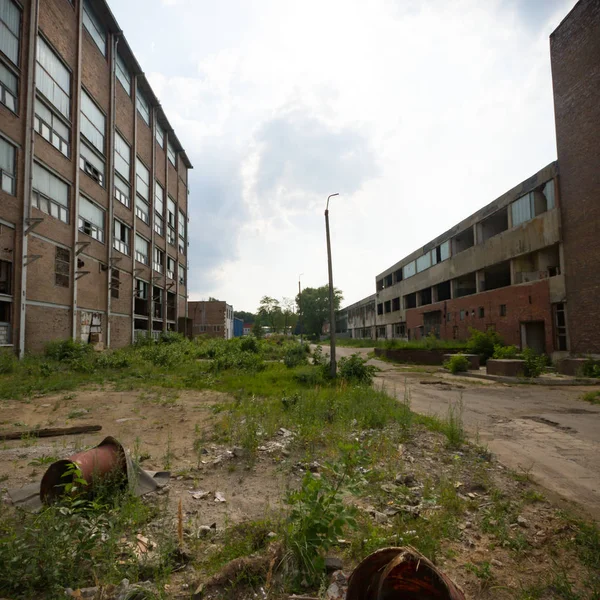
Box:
[234,310,256,324]
[296,285,343,338]
[257,296,282,332]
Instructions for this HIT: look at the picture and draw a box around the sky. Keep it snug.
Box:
[110,0,576,313]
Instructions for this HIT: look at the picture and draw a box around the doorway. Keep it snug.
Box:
[521,321,546,354]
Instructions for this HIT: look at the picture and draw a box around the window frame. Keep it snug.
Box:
[0,0,21,66]
[115,52,130,95]
[36,35,71,120]
[82,0,106,57]
[153,247,164,274]
[113,218,131,255]
[80,88,105,154]
[31,161,69,223]
[167,140,176,166]
[78,195,105,243]
[135,234,149,265]
[79,138,104,186]
[0,59,18,113]
[136,86,150,126]
[34,96,70,157]
[55,246,70,288]
[0,135,16,195]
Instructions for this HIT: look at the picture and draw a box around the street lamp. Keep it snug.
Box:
[298,273,304,344]
[325,193,339,378]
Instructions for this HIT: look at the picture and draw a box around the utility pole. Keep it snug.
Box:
[298,273,303,345]
[325,193,339,378]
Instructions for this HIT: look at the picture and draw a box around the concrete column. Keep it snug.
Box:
[431,285,438,304]
[476,270,485,293]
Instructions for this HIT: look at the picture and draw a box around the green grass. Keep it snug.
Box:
[335,337,467,351]
[580,391,600,405]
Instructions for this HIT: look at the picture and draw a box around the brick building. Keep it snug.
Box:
[551,0,600,354]
[189,301,234,340]
[0,0,191,355]
[338,0,600,358]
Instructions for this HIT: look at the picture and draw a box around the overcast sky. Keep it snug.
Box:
[110,0,576,313]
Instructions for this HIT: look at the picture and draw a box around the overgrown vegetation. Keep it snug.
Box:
[580,360,600,379]
[580,391,600,405]
[466,328,503,361]
[444,353,470,374]
[336,336,466,351]
[492,344,520,359]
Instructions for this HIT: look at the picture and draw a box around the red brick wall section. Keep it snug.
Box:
[25,305,71,353]
[188,301,226,338]
[111,314,132,348]
[405,280,555,352]
[551,0,600,353]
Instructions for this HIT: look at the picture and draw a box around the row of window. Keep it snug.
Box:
[54,246,185,293]
[377,180,556,291]
[0,133,188,254]
[448,305,507,322]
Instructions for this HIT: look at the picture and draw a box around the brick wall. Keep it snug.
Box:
[188,301,227,339]
[405,279,555,352]
[25,305,71,353]
[551,0,600,353]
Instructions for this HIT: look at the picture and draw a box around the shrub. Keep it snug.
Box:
[444,353,470,374]
[45,339,93,362]
[581,360,600,379]
[240,336,259,353]
[284,344,308,368]
[493,344,519,359]
[96,351,131,369]
[522,348,546,378]
[294,366,326,387]
[338,353,376,384]
[466,328,503,361]
[159,331,185,344]
[312,345,327,367]
[0,349,17,374]
[284,469,357,586]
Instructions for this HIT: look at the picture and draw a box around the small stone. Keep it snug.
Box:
[214,492,226,503]
[325,556,343,573]
[198,526,213,537]
[491,559,504,567]
[371,510,389,524]
[282,449,291,457]
[395,473,416,487]
[517,515,528,527]
[267,531,277,538]
[309,461,320,473]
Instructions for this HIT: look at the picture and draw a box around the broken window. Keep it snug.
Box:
[419,288,432,306]
[32,162,69,223]
[392,297,400,311]
[511,180,555,227]
[452,228,474,254]
[454,272,476,298]
[479,206,508,242]
[135,279,149,316]
[135,234,149,265]
[110,268,119,299]
[377,279,384,292]
[167,292,176,321]
[478,307,485,318]
[55,246,70,288]
[436,281,451,301]
[460,310,465,321]
[0,136,16,195]
[394,269,402,283]
[0,261,12,295]
[385,274,393,287]
[384,300,391,313]
[80,140,104,186]
[482,260,511,291]
[553,303,567,351]
[153,247,164,274]
[404,293,417,309]
[78,196,105,242]
[500,304,507,317]
[113,219,130,255]
[377,303,383,315]
[152,286,163,319]
[167,255,175,280]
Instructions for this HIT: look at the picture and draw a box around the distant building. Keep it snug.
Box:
[189,301,234,339]
[338,295,376,340]
[243,323,253,336]
[233,317,243,338]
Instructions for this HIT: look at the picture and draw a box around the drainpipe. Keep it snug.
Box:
[150,104,156,337]
[130,76,138,343]
[106,34,119,348]
[18,0,40,358]
[71,0,84,341]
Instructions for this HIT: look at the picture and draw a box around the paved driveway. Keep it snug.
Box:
[331,344,600,519]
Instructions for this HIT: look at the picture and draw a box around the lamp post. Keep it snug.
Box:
[325,193,339,378]
[298,273,303,344]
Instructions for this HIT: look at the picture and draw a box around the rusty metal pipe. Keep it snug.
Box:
[40,437,126,504]
[346,547,465,600]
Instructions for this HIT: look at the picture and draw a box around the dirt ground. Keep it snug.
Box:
[0,388,292,529]
[335,346,600,521]
[1,371,599,599]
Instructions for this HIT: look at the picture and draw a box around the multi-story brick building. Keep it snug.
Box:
[189,301,234,340]
[338,0,599,358]
[0,0,191,355]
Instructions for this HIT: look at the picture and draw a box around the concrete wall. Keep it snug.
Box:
[551,0,600,353]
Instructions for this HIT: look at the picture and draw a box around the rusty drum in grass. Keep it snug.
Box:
[346,547,465,600]
[40,436,126,503]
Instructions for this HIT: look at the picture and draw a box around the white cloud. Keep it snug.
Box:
[110,0,577,312]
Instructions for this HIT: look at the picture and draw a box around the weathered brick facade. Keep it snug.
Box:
[551,0,600,354]
[189,301,234,340]
[0,0,192,355]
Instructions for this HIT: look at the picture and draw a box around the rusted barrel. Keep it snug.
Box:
[346,547,465,600]
[40,436,126,503]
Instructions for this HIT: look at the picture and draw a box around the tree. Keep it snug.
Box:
[257,296,282,333]
[296,285,343,338]
[281,297,298,335]
[234,310,256,324]
[252,315,264,339]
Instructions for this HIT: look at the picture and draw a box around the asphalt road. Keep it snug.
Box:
[332,345,600,520]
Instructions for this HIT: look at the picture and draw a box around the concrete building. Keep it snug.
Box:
[189,301,234,340]
[551,0,600,354]
[343,294,376,340]
[373,162,563,355]
[0,0,191,354]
